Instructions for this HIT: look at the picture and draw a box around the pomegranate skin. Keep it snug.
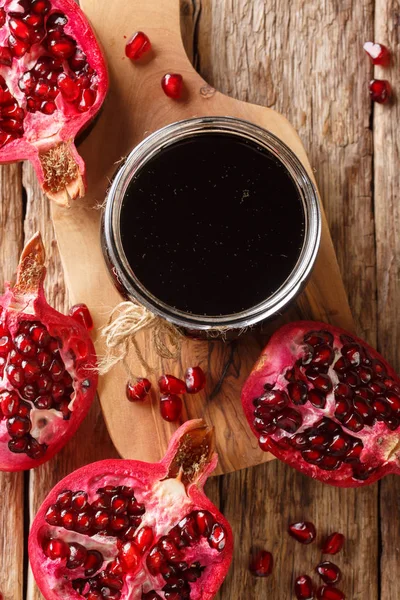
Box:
[241,321,400,487]
[0,233,97,471]
[0,0,108,206]
[29,419,233,600]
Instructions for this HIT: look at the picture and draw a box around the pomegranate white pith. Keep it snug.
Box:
[0,0,108,205]
[241,321,400,487]
[0,232,97,471]
[29,420,233,600]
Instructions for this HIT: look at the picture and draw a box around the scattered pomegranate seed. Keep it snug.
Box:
[125,31,151,60]
[288,521,316,544]
[363,41,390,66]
[316,586,345,600]
[321,532,345,555]
[369,79,391,104]
[185,366,206,394]
[295,575,315,600]
[249,550,273,577]
[126,378,151,402]
[158,374,186,395]
[161,73,183,99]
[69,303,94,330]
[316,561,341,585]
[160,394,182,421]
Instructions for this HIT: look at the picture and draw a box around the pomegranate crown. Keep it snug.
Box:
[13,232,46,295]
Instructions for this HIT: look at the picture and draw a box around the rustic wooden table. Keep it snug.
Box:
[1,1,399,598]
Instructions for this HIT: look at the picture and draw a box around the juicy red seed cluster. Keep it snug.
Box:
[0,1,98,147]
[146,510,225,599]
[253,329,400,481]
[0,318,73,458]
[249,550,273,577]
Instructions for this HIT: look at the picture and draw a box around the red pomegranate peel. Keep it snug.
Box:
[241,321,400,487]
[29,419,233,600]
[0,0,108,205]
[0,232,97,471]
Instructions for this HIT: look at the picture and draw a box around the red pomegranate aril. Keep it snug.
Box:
[311,345,334,367]
[126,378,151,402]
[69,48,87,71]
[276,407,302,433]
[369,79,391,104]
[43,538,69,560]
[322,534,344,557]
[57,489,73,508]
[9,18,31,43]
[195,510,214,536]
[295,575,315,600]
[0,7,5,27]
[61,509,75,530]
[48,35,76,59]
[7,416,31,438]
[8,35,30,58]
[111,495,128,513]
[208,523,226,551]
[249,550,273,577]
[32,0,51,14]
[185,366,206,394]
[110,514,129,531]
[160,394,182,422]
[161,73,183,99]
[132,526,154,554]
[159,374,186,395]
[45,504,61,526]
[309,389,327,409]
[363,41,390,65]
[288,522,316,544]
[305,369,333,393]
[125,31,151,60]
[288,381,308,405]
[84,550,104,576]
[93,510,110,530]
[147,547,166,575]
[316,586,345,600]
[316,561,341,585]
[78,88,96,112]
[46,11,68,30]
[40,101,56,115]
[75,511,92,533]
[0,47,12,67]
[69,303,94,329]
[1,391,20,417]
[67,543,88,569]
[119,540,141,571]
[71,490,88,511]
[260,389,289,409]
[159,537,183,562]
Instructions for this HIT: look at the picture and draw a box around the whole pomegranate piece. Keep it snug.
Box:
[0,232,97,471]
[241,321,400,487]
[29,419,233,599]
[0,0,108,205]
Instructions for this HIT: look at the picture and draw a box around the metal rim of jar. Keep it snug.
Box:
[103,116,321,331]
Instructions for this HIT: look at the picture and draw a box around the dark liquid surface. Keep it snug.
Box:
[120,133,305,316]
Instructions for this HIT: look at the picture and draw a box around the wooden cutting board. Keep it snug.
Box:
[51,0,354,475]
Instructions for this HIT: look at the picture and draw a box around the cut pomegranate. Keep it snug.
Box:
[126,379,151,402]
[295,575,315,600]
[158,374,186,395]
[316,561,341,584]
[0,0,108,205]
[69,303,93,331]
[322,532,345,555]
[125,31,151,60]
[249,550,273,577]
[316,586,345,600]
[369,79,391,104]
[161,73,183,99]
[288,522,316,544]
[363,42,390,66]
[185,367,206,394]
[29,420,233,600]
[0,233,97,471]
[241,321,400,486]
[160,393,182,422]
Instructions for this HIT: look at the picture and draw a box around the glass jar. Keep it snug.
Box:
[102,116,321,334]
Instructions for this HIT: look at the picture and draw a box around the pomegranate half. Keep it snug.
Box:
[29,419,233,600]
[0,0,108,205]
[0,232,97,471]
[241,321,400,487]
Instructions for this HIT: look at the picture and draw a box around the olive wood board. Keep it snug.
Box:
[50,0,354,475]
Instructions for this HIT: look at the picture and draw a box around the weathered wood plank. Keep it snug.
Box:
[197,1,379,598]
[0,163,24,600]
[374,2,400,599]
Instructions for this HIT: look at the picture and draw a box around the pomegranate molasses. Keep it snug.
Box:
[120,133,305,316]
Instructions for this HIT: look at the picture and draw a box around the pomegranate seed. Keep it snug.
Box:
[0,334,13,354]
[288,522,316,544]
[133,526,154,553]
[84,550,104,576]
[184,366,206,394]
[249,550,273,577]
[363,41,390,66]
[308,389,326,408]
[32,0,51,14]
[75,511,92,533]
[316,586,345,600]
[7,416,31,438]
[0,8,5,27]
[160,394,182,421]
[9,18,31,43]
[275,407,302,433]
[69,303,94,329]
[260,389,289,409]
[161,73,183,99]
[56,489,73,508]
[71,491,88,511]
[126,378,151,401]
[288,381,308,405]
[369,79,391,104]
[69,48,87,71]
[40,101,56,115]
[316,561,341,585]
[67,543,88,569]
[43,538,69,560]
[60,509,75,529]
[304,330,334,347]
[158,374,186,395]
[111,495,128,513]
[195,510,214,536]
[118,540,141,571]
[295,575,315,600]
[93,510,109,530]
[147,547,166,575]
[8,436,29,454]
[110,514,129,531]
[125,31,151,60]
[0,47,12,66]
[1,391,20,417]
[208,523,226,551]
[159,536,182,562]
[48,35,76,59]
[78,88,96,112]
[45,504,61,525]
[8,35,30,58]
[321,532,345,554]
